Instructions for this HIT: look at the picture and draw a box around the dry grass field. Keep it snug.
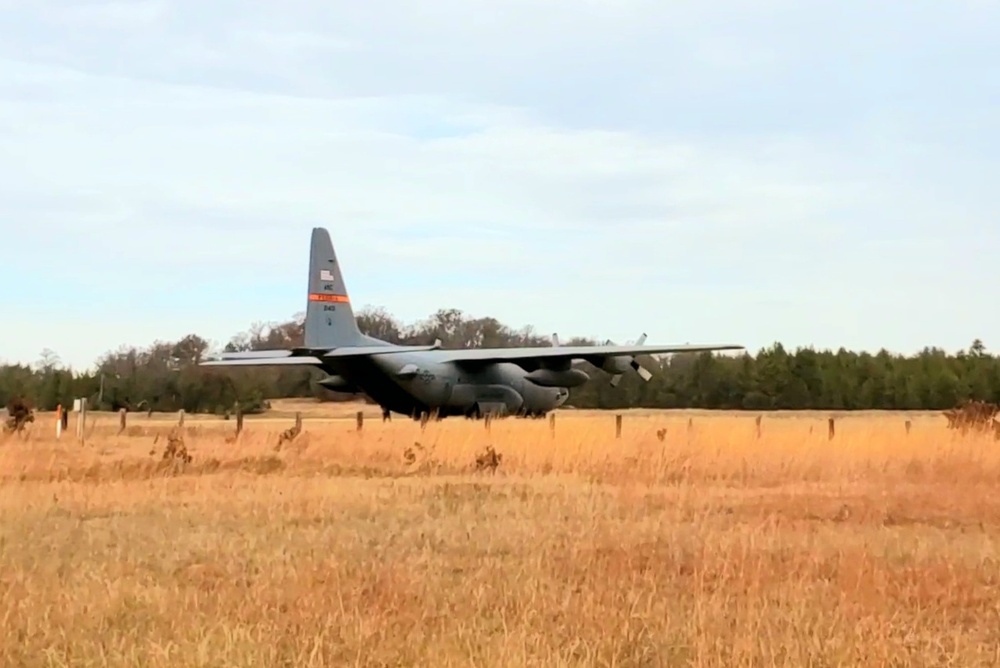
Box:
[2,399,999,666]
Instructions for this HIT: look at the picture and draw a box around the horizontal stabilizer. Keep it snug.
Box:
[200,355,324,367]
[200,341,444,367]
[320,342,442,358]
[215,350,295,360]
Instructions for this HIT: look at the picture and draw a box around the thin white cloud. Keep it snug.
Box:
[44,1,168,28]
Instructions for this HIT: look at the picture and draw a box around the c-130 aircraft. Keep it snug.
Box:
[201,228,744,419]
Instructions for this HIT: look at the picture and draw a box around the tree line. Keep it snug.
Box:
[2,306,996,414]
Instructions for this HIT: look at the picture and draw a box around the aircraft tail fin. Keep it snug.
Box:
[304,227,364,349]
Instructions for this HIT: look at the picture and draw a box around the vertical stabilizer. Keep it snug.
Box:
[304,227,364,348]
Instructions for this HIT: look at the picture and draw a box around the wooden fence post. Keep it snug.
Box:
[828,417,835,440]
[905,420,912,435]
[549,413,556,436]
[278,412,303,447]
[235,404,244,435]
[178,409,185,428]
[356,410,363,432]
[615,414,622,439]
[119,408,127,433]
[755,414,762,438]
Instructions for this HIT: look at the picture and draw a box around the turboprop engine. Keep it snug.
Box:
[599,333,654,387]
[549,330,654,388]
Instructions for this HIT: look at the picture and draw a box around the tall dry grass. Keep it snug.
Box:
[1,406,999,666]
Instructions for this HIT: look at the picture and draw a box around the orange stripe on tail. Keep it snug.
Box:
[309,293,350,303]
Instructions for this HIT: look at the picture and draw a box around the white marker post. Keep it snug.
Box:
[74,398,87,441]
[56,404,62,439]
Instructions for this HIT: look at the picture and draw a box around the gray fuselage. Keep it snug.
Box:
[319,345,569,418]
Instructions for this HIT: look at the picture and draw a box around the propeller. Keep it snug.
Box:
[609,333,653,387]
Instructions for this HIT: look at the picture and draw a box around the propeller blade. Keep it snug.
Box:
[632,332,652,381]
[632,361,653,382]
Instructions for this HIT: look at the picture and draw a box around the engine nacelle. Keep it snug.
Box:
[317,374,356,392]
[600,356,632,374]
[525,367,590,388]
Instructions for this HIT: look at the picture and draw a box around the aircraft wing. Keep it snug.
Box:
[199,342,742,370]
[438,342,743,367]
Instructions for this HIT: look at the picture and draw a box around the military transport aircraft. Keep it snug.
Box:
[200,228,744,419]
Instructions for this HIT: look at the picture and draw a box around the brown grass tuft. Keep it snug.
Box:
[474,444,503,473]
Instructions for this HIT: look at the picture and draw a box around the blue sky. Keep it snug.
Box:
[1,0,998,370]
